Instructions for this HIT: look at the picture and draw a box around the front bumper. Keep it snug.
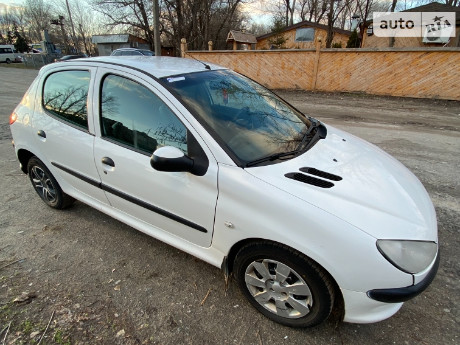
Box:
[367,251,440,303]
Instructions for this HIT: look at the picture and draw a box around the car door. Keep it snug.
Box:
[31,66,110,206]
[92,67,218,247]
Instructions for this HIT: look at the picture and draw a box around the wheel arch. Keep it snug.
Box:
[222,237,345,322]
[17,149,35,174]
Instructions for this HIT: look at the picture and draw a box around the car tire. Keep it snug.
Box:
[234,241,335,328]
[27,157,75,209]
[6,58,11,64]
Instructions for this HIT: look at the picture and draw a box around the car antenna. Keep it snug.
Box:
[178,45,211,70]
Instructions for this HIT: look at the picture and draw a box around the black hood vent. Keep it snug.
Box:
[299,167,342,181]
[285,172,335,188]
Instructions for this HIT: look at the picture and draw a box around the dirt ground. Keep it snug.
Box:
[0,65,459,345]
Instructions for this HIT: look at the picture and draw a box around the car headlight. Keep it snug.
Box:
[377,240,437,274]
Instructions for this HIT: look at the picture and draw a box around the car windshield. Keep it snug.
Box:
[161,70,312,165]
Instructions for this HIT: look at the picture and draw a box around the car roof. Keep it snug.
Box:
[43,56,227,79]
[114,48,147,51]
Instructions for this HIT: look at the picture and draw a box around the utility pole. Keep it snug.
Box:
[152,0,161,56]
[65,0,78,53]
[51,16,69,54]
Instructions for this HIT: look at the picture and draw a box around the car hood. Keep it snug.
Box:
[245,125,437,241]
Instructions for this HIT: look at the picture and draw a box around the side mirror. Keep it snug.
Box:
[150,146,194,173]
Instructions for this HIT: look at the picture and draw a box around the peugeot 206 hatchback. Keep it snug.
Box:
[9,56,439,328]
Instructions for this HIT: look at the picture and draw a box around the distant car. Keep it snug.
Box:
[110,48,155,56]
[0,45,16,63]
[9,56,439,328]
[55,54,87,62]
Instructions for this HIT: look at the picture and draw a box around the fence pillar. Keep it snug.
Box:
[208,41,213,51]
[180,38,187,58]
[311,37,322,91]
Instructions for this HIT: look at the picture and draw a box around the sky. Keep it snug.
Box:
[1,0,274,23]
[0,0,277,27]
[0,0,20,5]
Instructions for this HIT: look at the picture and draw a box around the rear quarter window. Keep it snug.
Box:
[42,70,90,129]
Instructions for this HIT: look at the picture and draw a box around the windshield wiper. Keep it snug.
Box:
[296,118,320,151]
[245,119,322,167]
[245,150,300,167]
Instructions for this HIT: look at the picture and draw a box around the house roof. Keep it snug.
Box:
[402,2,460,14]
[227,30,257,44]
[256,21,352,41]
[91,34,148,44]
[404,2,460,24]
[364,2,460,26]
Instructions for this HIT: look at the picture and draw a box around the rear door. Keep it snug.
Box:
[92,67,219,247]
[31,66,109,206]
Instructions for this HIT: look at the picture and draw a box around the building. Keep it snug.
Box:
[256,21,351,49]
[226,30,257,50]
[362,2,460,48]
[91,34,150,56]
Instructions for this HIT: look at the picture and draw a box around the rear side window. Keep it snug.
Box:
[42,70,90,129]
[122,51,141,56]
[100,74,187,154]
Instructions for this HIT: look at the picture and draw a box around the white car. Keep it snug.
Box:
[9,56,439,328]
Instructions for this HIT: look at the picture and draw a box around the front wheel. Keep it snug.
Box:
[27,157,74,209]
[234,242,335,328]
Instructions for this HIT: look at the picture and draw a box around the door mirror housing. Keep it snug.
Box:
[151,146,194,173]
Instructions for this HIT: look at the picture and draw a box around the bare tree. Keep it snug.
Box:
[160,0,245,51]
[23,0,54,42]
[388,0,397,47]
[92,0,155,49]
[445,0,459,6]
[325,0,351,47]
[246,22,270,36]
[298,0,328,23]
[91,0,244,52]
[283,0,297,26]
[54,0,103,55]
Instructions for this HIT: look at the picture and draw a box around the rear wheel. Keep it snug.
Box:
[27,157,74,209]
[6,58,11,64]
[234,242,335,328]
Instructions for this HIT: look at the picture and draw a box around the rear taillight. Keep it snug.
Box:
[9,112,17,125]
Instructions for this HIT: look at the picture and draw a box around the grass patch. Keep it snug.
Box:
[54,329,71,345]
[21,319,33,334]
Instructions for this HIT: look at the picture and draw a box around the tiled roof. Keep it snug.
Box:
[227,31,258,44]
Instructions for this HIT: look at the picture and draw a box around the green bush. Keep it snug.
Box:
[346,29,361,48]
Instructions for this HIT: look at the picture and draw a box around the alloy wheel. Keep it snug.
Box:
[244,259,313,318]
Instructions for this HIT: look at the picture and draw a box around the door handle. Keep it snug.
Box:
[101,157,115,167]
[37,130,46,138]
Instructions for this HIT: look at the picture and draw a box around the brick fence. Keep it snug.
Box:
[187,47,460,101]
